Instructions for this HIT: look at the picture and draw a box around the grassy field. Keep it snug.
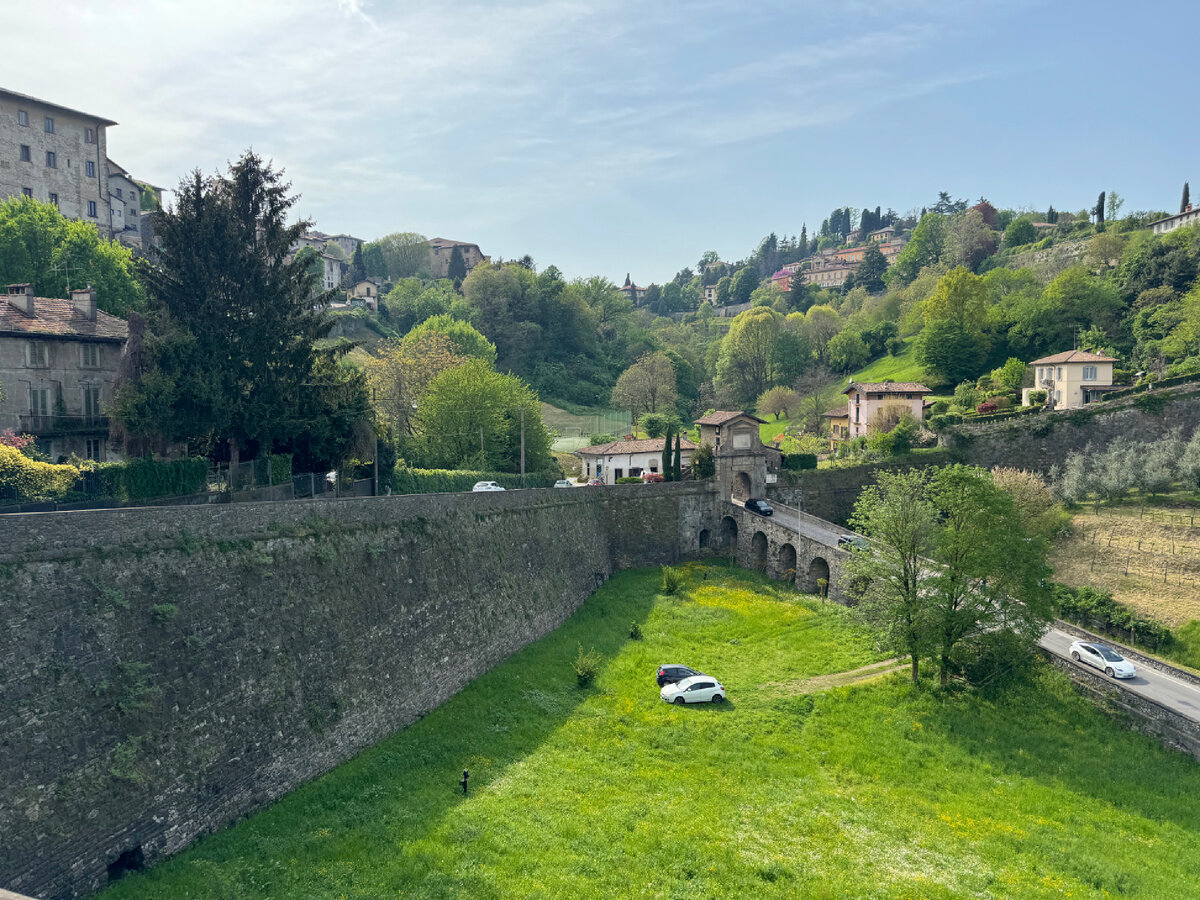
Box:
[1051,501,1200,628]
[848,339,927,385]
[102,565,1200,899]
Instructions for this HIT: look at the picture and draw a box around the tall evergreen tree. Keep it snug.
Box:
[1183,182,1191,214]
[662,423,673,480]
[1095,191,1106,230]
[350,242,366,283]
[673,431,682,480]
[799,224,807,252]
[1046,204,1057,224]
[447,245,467,285]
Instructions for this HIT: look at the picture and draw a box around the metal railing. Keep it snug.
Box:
[18,414,109,435]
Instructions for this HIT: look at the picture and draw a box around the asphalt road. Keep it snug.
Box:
[766,501,849,549]
[1039,628,1200,723]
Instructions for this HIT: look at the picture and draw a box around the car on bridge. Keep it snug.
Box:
[472,481,506,492]
[837,534,870,551]
[745,498,773,516]
[661,675,725,705]
[1069,641,1136,679]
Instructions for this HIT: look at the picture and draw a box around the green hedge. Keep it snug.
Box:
[0,445,78,501]
[781,453,818,471]
[391,466,557,495]
[82,457,210,500]
[1054,584,1173,650]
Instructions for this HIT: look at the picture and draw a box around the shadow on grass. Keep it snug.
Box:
[101,567,669,898]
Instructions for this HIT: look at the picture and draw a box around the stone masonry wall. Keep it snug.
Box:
[0,482,717,899]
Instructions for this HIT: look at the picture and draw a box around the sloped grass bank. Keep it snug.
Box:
[103,566,1200,899]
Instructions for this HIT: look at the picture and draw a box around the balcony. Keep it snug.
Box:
[19,414,109,436]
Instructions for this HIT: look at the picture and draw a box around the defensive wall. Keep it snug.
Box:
[0,482,719,899]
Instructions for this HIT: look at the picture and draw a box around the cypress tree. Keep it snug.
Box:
[1095,191,1106,229]
[1182,182,1191,213]
[661,425,673,480]
[673,431,683,480]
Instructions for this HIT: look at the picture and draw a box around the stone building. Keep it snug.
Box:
[428,238,486,278]
[106,158,144,248]
[0,87,118,238]
[694,410,780,500]
[0,283,128,461]
[575,436,696,484]
[325,233,363,258]
[843,381,931,438]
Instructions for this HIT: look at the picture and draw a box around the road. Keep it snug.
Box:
[1039,628,1200,723]
[761,501,849,549]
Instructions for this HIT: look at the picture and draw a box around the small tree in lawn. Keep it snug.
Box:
[757,385,798,421]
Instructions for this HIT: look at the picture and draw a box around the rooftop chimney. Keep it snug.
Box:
[71,284,98,321]
[6,283,35,317]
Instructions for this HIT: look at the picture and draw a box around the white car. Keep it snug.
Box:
[471,481,505,492]
[661,674,725,705]
[1069,641,1136,679]
[553,479,573,489]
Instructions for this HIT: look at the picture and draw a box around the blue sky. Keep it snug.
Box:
[9,1,1200,283]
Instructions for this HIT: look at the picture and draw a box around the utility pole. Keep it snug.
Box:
[480,427,485,461]
[520,405,526,487]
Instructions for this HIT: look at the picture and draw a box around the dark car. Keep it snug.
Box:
[745,498,773,516]
[837,534,870,551]
[656,664,703,686]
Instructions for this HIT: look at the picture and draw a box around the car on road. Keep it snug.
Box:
[656,664,702,686]
[553,479,573,488]
[1069,641,1136,678]
[745,498,773,516]
[472,481,506,492]
[587,477,603,486]
[837,534,870,551]
[661,674,725,705]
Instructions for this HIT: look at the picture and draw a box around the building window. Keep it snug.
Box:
[87,200,97,217]
[18,109,28,126]
[86,439,103,461]
[83,385,102,421]
[85,127,95,143]
[1082,366,1097,381]
[115,188,123,200]
[45,150,56,168]
[29,386,51,418]
[1057,367,1063,379]
[22,187,33,198]
[20,144,30,162]
[81,343,100,367]
[85,160,96,178]
[27,342,48,367]
[49,193,58,207]
[44,116,54,133]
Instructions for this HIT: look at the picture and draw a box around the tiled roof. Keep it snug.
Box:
[1030,350,1117,365]
[844,382,932,395]
[0,296,128,340]
[694,410,763,426]
[429,237,481,250]
[822,407,849,418]
[575,436,698,456]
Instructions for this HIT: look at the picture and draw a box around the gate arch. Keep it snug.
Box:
[732,471,753,501]
[698,528,710,550]
[751,531,768,572]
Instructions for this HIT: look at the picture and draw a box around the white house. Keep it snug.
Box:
[1026,350,1118,409]
[575,436,696,484]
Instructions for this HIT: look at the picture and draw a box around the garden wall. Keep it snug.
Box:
[0,482,717,899]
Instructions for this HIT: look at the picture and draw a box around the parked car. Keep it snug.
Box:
[745,498,773,516]
[587,477,603,486]
[472,481,506,492]
[656,664,702,686]
[553,479,573,488]
[1069,641,1136,679]
[661,674,725,705]
[837,534,870,551]
[642,472,665,483]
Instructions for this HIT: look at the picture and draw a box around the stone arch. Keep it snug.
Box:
[777,542,797,582]
[719,515,738,551]
[732,471,753,501]
[751,531,768,571]
[698,528,710,550]
[804,556,831,596]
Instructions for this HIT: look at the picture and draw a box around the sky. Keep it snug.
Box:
[7,1,1200,284]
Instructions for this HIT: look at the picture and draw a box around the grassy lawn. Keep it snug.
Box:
[848,339,927,385]
[759,414,791,444]
[102,565,1200,899]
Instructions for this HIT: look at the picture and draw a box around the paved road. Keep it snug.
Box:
[1039,628,1200,723]
[763,501,848,549]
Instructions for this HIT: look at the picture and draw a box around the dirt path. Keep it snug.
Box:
[767,658,906,695]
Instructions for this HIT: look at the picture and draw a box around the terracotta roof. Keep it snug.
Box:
[429,237,481,250]
[822,407,849,418]
[1030,350,1117,365]
[575,436,698,456]
[0,295,128,341]
[844,382,932,395]
[694,410,764,426]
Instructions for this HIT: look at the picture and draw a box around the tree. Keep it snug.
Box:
[789,270,812,312]
[366,232,429,279]
[757,385,798,421]
[800,304,842,364]
[691,442,715,478]
[847,245,888,293]
[611,352,679,423]
[293,246,325,296]
[1046,204,1058,224]
[772,329,813,384]
[715,276,732,306]
[794,365,837,433]
[662,422,673,479]
[887,213,947,286]
[365,332,464,450]
[447,245,467,285]
[639,412,672,439]
[826,329,869,373]
[945,209,998,272]
[673,431,682,480]
[714,306,783,404]
[1094,191,1106,230]
[1004,217,1037,248]
[845,469,937,683]
[112,151,367,469]
[1182,182,1191,214]
[349,243,366,284]
[922,267,989,333]
[363,242,387,278]
[414,358,551,473]
[914,319,987,385]
[1106,190,1124,223]
[404,314,497,364]
[731,266,759,305]
[0,196,145,317]
[991,357,1027,393]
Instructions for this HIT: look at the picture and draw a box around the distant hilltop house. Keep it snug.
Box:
[0,87,152,247]
[575,435,696,484]
[799,236,906,289]
[0,283,127,462]
[1149,204,1200,237]
[843,381,932,439]
[348,278,387,310]
[428,238,487,278]
[618,274,649,304]
[1026,350,1119,409]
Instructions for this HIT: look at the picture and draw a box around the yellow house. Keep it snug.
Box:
[1027,350,1118,409]
[822,408,850,451]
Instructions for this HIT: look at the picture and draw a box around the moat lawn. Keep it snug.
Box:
[103,564,1200,899]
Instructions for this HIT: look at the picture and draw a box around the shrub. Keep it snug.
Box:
[884,336,905,356]
[1055,584,1174,650]
[781,453,818,471]
[589,433,616,446]
[660,566,682,595]
[572,644,603,687]
[269,454,293,485]
[690,443,716,479]
[1028,389,1048,405]
[150,603,178,626]
[976,402,998,415]
[928,400,949,416]
[642,472,665,483]
[989,396,1012,410]
[629,621,643,640]
[616,476,643,484]
[0,445,78,501]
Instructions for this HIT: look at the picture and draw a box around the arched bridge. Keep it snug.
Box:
[703,500,853,602]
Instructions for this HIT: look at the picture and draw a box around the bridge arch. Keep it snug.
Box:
[750,531,768,571]
[776,542,797,582]
[732,471,753,501]
[719,515,738,551]
[698,528,710,550]
[802,556,831,596]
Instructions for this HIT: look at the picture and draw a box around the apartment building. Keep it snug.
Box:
[0,88,117,238]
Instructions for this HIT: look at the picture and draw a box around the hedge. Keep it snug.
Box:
[1099,371,1200,401]
[80,457,210,501]
[0,445,79,501]
[781,453,818,471]
[1054,584,1173,650]
[391,466,557,495]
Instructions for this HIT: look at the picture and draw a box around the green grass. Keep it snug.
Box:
[759,414,791,444]
[102,565,1200,899]
[848,338,928,385]
[541,403,631,451]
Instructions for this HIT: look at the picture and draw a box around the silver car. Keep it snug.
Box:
[661,675,725,705]
[1069,641,1136,679]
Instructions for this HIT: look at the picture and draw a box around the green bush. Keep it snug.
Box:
[572,644,603,687]
[1054,584,1174,650]
[269,454,293,485]
[781,453,818,470]
[391,466,557,494]
[615,476,643,484]
[1028,389,1048,405]
[629,621,643,640]
[660,566,682,595]
[0,445,78,501]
